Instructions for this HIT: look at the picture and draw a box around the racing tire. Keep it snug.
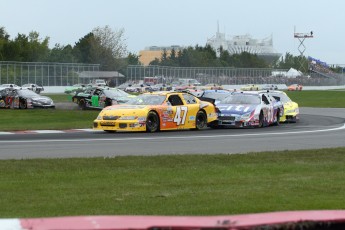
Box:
[78,99,86,110]
[105,130,115,133]
[274,110,280,126]
[146,111,160,133]
[19,100,27,109]
[290,116,298,123]
[208,121,219,129]
[258,111,264,128]
[195,110,207,130]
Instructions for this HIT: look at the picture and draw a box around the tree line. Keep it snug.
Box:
[1,25,341,73]
[0,25,140,71]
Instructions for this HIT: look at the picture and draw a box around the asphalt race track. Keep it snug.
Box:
[0,108,344,160]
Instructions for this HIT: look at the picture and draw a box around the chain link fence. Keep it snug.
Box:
[0,62,100,86]
[127,65,345,86]
[1,62,344,87]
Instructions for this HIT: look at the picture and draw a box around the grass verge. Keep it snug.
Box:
[43,93,72,103]
[286,90,345,108]
[1,148,345,217]
[0,109,99,131]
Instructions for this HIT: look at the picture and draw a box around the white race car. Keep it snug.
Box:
[210,91,284,128]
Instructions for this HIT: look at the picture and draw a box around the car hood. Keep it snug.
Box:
[216,104,258,115]
[30,95,52,101]
[99,105,151,118]
[104,105,149,111]
[109,96,134,102]
[28,96,54,105]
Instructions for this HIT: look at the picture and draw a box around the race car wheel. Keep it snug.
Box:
[78,99,86,110]
[19,100,27,109]
[258,111,264,128]
[146,111,160,133]
[208,120,219,129]
[105,130,115,133]
[195,110,207,130]
[274,110,280,126]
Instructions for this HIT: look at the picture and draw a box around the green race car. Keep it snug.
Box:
[72,87,135,110]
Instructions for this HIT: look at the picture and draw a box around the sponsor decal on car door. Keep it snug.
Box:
[160,105,189,129]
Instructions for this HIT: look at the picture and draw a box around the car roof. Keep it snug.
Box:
[232,91,261,95]
[143,91,197,97]
[203,89,230,93]
[263,90,286,94]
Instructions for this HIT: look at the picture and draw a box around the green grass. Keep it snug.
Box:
[1,148,345,217]
[0,109,99,131]
[44,93,73,102]
[286,90,345,108]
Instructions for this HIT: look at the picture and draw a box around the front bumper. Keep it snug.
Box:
[93,120,146,132]
[213,119,259,128]
[280,114,299,123]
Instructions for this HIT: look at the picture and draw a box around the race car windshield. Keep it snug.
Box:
[127,94,166,105]
[221,94,261,104]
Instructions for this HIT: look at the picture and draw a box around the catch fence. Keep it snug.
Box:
[0,61,100,86]
[127,65,345,86]
[1,62,344,87]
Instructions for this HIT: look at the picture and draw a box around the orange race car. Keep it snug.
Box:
[287,84,303,91]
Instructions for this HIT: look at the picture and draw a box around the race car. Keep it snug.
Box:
[93,91,218,132]
[261,84,278,90]
[21,83,44,94]
[72,87,135,110]
[64,83,89,94]
[0,83,21,89]
[240,84,261,91]
[210,91,283,128]
[0,88,55,109]
[203,83,224,90]
[267,90,299,123]
[287,84,303,91]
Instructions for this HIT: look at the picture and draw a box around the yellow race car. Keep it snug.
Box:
[267,90,299,122]
[240,84,261,91]
[93,91,218,132]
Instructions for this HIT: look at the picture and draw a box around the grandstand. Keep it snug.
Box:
[309,56,335,76]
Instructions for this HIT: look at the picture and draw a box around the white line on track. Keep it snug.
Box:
[0,129,96,135]
[1,124,344,144]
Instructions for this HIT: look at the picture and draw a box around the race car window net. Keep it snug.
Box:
[168,95,184,106]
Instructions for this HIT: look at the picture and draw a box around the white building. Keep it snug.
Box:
[207,27,281,64]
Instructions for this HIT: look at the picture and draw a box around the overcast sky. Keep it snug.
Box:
[1,0,344,65]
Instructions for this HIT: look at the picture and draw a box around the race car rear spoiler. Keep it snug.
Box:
[198,96,215,105]
[179,90,216,105]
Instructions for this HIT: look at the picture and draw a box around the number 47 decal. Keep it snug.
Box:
[174,106,188,125]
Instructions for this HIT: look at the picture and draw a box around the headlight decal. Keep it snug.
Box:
[118,116,138,120]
